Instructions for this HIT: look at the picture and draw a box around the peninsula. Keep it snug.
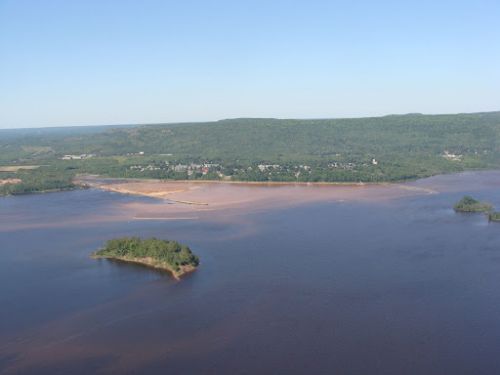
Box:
[92,237,199,279]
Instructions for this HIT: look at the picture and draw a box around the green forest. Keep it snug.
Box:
[453,196,492,213]
[1,111,500,194]
[489,212,500,222]
[93,237,199,274]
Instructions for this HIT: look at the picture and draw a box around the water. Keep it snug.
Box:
[1,172,500,374]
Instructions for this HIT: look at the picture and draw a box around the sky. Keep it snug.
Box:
[0,0,499,129]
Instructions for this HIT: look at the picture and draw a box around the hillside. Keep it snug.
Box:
[1,111,500,193]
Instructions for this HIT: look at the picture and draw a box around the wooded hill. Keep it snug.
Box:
[1,111,500,193]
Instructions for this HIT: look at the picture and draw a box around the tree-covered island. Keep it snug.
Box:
[453,196,492,213]
[488,212,500,222]
[92,237,199,279]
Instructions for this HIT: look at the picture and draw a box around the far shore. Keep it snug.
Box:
[75,174,381,187]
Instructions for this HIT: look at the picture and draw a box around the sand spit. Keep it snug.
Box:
[74,175,438,220]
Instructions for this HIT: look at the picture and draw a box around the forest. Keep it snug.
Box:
[453,196,492,213]
[1,111,500,194]
[93,237,199,276]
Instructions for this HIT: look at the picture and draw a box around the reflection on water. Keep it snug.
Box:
[1,171,500,374]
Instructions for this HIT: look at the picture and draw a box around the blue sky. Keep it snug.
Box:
[1,0,499,128]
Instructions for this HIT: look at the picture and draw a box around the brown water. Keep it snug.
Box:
[1,171,500,374]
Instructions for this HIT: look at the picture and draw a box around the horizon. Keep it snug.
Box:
[1,0,499,129]
[1,109,500,131]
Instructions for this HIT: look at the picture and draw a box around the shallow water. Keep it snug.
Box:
[1,171,500,374]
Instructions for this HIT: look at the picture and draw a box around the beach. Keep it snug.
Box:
[75,175,437,219]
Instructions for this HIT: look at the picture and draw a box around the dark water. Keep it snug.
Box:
[2,172,500,374]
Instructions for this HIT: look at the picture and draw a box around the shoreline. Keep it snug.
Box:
[75,166,498,187]
[75,175,378,187]
[74,175,438,210]
[74,175,390,205]
[91,253,197,280]
[0,186,79,197]
[2,168,495,198]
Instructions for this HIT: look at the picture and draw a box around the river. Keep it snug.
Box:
[1,171,500,374]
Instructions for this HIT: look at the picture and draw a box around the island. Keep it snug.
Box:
[92,237,199,279]
[453,196,492,213]
[488,212,500,222]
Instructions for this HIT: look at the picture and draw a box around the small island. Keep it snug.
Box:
[92,237,199,279]
[489,212,500,222]
[453,196,492,213]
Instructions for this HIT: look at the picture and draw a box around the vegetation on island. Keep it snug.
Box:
[488,212,500,222]
[2,111,500,195]
[454,196,500,224]
[453,196,492,213]
[92,237,199,278]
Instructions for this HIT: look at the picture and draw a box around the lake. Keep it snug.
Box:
[1,171,500,374]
